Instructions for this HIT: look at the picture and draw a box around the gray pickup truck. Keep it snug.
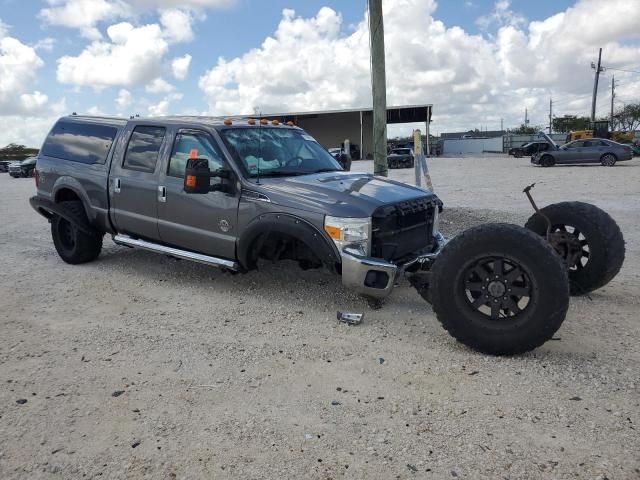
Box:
[30,115,625,355]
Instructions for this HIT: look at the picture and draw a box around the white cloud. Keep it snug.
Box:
[477,0,526,32]
[87,105,107,115]
[0,18,8,38]
[57,22,168,88]
[171,53,192,80]
[0,35,48,115]
[39,0,131,39]
[146,77,175,93]
[39,0,234,39]
[148,92,183,115]
[160,8,195,43]
[116,88,132,110]
[33,37,56,51]
[198,0,640,135]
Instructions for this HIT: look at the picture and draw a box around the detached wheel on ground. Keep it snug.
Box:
[600,153,617,166]
[525,201,625,295]
[428,223,569,356]
[51,201,103,264]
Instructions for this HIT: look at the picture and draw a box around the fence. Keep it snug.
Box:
[442,137,504,154]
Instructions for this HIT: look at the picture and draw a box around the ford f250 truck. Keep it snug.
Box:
[30,115,625,355]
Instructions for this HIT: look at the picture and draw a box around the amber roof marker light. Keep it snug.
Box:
[223,118,233,125]
[247,118,256,125]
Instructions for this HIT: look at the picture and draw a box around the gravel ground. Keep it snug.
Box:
[1,155,639,479]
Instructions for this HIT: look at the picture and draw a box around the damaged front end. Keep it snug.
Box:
[337,194,446,299]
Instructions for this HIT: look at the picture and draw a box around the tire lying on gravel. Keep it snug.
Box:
[429,223,569,356]
[525,201,625,295]
[51,200,103,264]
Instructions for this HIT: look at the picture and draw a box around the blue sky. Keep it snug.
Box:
[1,0,638,146]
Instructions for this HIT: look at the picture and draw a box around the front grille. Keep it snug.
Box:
[371,197,436,262]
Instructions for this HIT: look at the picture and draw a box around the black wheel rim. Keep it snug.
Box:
[463,256,533,320]
[58,218,76,251]
[602,154,615,166]
[549,224,589,271]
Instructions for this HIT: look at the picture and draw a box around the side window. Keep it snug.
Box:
[123,126,165,173]
[168,131,224,178]
[582,140,594,148]
[567,141,583,149]
[41,120,117,164]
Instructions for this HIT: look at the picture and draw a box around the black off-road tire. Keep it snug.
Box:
[429,223,569,356]
[540,155,555,167]
[51,201,103,264]
[525,202,625,295]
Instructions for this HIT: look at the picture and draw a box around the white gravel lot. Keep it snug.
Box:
[1,155,639,480]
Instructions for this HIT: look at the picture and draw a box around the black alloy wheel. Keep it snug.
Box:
[462,256,532,321]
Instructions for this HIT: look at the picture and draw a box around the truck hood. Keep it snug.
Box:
[255,171,437,217]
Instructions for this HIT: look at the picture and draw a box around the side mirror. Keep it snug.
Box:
[184,158,232,194]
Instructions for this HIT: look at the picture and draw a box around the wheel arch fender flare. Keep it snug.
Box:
[51,177,95,223]
[236,213,340,270]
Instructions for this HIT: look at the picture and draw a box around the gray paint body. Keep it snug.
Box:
[34,115,439,275]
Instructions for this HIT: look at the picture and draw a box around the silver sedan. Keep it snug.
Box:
[531,138,633,167]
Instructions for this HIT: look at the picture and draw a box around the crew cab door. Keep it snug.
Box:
[157,128,239,259]
[110,124,167,240]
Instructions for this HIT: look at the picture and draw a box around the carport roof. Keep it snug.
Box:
[266,104,432,124]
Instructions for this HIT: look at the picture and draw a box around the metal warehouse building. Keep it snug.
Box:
[263,104,432,160]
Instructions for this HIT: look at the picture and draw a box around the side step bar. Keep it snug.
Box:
[113,234,239,270]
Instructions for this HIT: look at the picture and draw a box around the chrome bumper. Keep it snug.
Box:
[340,233,447,298]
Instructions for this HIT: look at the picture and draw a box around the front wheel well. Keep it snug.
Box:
[245,231,330,271]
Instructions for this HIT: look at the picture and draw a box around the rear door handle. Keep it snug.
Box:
[114,178,121,193]
[158,185,166,203]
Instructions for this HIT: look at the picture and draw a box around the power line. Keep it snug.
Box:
[604,67,640,75]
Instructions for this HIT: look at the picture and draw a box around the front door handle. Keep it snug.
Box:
[114,178,121,193]
[158,185,166,203]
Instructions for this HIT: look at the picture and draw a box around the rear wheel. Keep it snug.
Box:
[429,223,569,355]
[600,153,617,166]
[51,201,103,264]
[525,202,625,295]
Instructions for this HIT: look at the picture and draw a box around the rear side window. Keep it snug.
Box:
[41,120,117,164]
[123,126,166,173]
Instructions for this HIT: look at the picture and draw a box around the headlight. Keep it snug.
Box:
[324,216,371,255]
[432,206,440,236]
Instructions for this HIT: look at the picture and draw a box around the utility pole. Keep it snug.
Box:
[500,118,503,131]
[591,47,604,123]
[524,108,528,127]
[368,0,388,177]
[610,75,615,131]
[548,98,553,134]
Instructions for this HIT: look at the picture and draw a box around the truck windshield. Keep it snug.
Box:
[220,127,342,178]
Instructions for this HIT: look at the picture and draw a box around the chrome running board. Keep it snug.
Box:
[113,234,239,270]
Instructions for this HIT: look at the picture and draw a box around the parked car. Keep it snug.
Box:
[29,115,625,355]
[508,141,553,158]
[0,160,12,172]
[327,147,342,159]
[9,156,37,177]
[531,138,633,167]
[387,148,414,168]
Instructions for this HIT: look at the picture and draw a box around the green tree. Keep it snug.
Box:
[512,124,537,134]
[0,144,39,161]
[615,103,640,132]
[552,115,591,133]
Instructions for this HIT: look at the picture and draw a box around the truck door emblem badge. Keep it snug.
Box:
[219,219,231,232]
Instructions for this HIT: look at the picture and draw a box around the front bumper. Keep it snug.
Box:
[340,232,447,298]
